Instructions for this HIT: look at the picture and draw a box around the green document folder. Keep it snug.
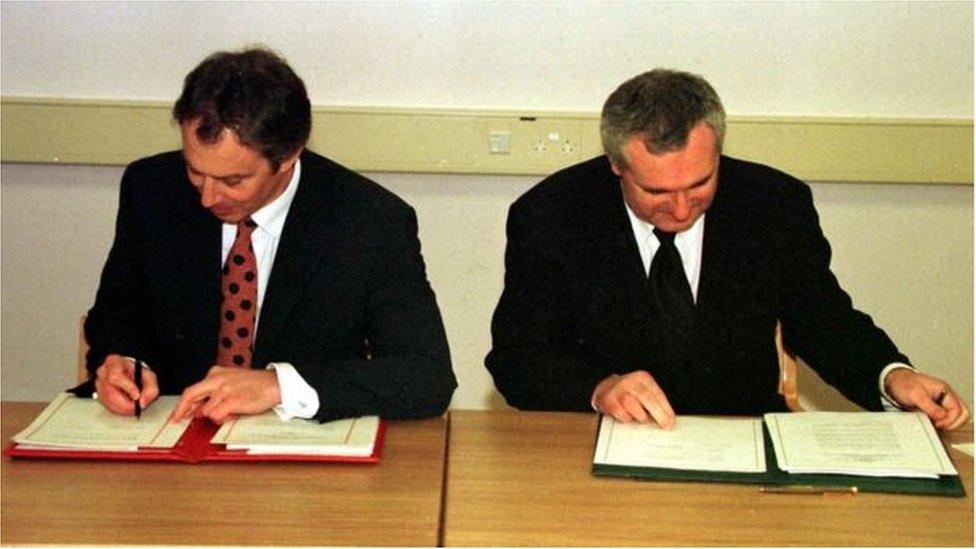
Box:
[592,424,965,498]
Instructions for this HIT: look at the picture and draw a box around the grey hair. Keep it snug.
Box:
[600,69,725,168]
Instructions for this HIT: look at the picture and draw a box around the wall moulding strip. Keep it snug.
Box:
[1,97,971,184]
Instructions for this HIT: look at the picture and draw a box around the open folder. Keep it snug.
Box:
[6,393,386,463]
[592,412,965,497]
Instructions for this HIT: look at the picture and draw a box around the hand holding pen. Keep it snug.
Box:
[91,354,161,416]
[884,368,970,431]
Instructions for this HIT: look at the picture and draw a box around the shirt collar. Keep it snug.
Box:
[623,199,706,244]
[244,158,302,239]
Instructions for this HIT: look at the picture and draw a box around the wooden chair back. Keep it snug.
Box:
[77,316,89,383]
[775,321,802,411]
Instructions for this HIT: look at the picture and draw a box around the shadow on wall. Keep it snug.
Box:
[485,389,511,410]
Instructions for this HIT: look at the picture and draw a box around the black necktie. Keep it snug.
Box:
[649,228,695,349]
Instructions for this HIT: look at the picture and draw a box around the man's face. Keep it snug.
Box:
[181,119,299,224]
[612,122,720,233]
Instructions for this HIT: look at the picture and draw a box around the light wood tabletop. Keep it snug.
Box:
[444,410,974,547]
[1,401,448,546]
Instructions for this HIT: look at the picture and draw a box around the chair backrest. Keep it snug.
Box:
[775,321,802,411]
[77,315,89,383]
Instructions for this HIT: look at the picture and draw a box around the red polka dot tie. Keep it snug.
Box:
[217,218,258,368]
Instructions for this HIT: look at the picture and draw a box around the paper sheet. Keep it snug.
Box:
[212,413,379,456]
[12,393,189,450]
[951,442,973,458]
[764,411,956,478]
[593,415,766,473]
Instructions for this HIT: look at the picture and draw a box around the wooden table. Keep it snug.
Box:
[444,410,974,547]
[1,402,448,546]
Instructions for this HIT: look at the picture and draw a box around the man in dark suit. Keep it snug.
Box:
[82,48,456,423]
[486,69,968,430]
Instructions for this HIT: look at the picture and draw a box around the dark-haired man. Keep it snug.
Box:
[81,48,456,423]
[486,69,968,430]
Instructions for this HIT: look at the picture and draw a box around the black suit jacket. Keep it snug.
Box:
[82,150,456,421]
[486,155,907,414]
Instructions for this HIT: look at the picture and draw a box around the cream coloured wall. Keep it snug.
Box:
[1,2,972,117]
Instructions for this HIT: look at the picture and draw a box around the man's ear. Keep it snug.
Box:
[610,159,623,177]
[278,148,303,174]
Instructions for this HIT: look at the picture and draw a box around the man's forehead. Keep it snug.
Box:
[180,120,242,147]
[621,133,718,192]
[181,124,266,177]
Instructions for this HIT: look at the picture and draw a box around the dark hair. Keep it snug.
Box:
[173,47,311,171]
[600,69,725,168]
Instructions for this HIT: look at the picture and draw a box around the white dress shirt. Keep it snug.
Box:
[220,159,320,420]
[622,201,908,409]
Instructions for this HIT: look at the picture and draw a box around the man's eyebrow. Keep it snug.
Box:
[183,159,249,180]
[688,174,711,188]
[643,172,713,194]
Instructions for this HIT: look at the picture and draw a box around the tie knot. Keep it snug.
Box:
[238,218,258,237]
[653,228,676,246]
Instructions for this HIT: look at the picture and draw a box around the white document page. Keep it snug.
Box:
[593,415,766,473]
[764,411,957,478]
[952,443,974,458]
[12,393,189,451]
[212,413,379,456]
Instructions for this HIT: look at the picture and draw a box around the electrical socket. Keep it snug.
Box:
[474,116,591,174]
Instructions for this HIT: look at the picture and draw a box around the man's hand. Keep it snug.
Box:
[884,369,970,430]
[169,366,281,425]
[94,354,160,415]
[591,370,676,429]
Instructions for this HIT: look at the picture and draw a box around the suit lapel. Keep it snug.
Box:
[254,166,334,364]
[175,182,222,357]
[695,158,744,319]
[578,168,649,327]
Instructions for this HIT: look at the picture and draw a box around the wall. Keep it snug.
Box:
[2,2,971,117]
[1,1,972,409]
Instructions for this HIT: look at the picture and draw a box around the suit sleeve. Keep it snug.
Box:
[485,202,616,411]
[299,206,456,421]
[81,164,153,381]
[777,182,907,410]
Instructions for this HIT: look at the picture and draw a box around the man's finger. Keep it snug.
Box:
[913,392,949,425]
[94,377,136,414]
[630,381,675,429]
[171,396,206,422]
[198,388,231,421]
[611,409,633,423]
[108,366,141,401]
[620,394,650,423]
[170,381,216,422]
[134,369,160,409]
[947,406,971,431]
[940,393,970,431]
[206,400,237,425]
[141,384,161,409]
[647,403,676,430]
[602,398,634,423]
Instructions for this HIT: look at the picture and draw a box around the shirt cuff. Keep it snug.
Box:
[122,356,151,370]
[267,362,320,420]
[879,362,916,411]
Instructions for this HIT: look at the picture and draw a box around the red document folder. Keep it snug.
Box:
[6,416,387,464]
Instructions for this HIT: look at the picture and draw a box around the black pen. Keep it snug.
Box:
[134,358,143,419]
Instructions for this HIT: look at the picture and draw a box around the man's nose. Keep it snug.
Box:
[198,178,219,208]
[671,191,691,221]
